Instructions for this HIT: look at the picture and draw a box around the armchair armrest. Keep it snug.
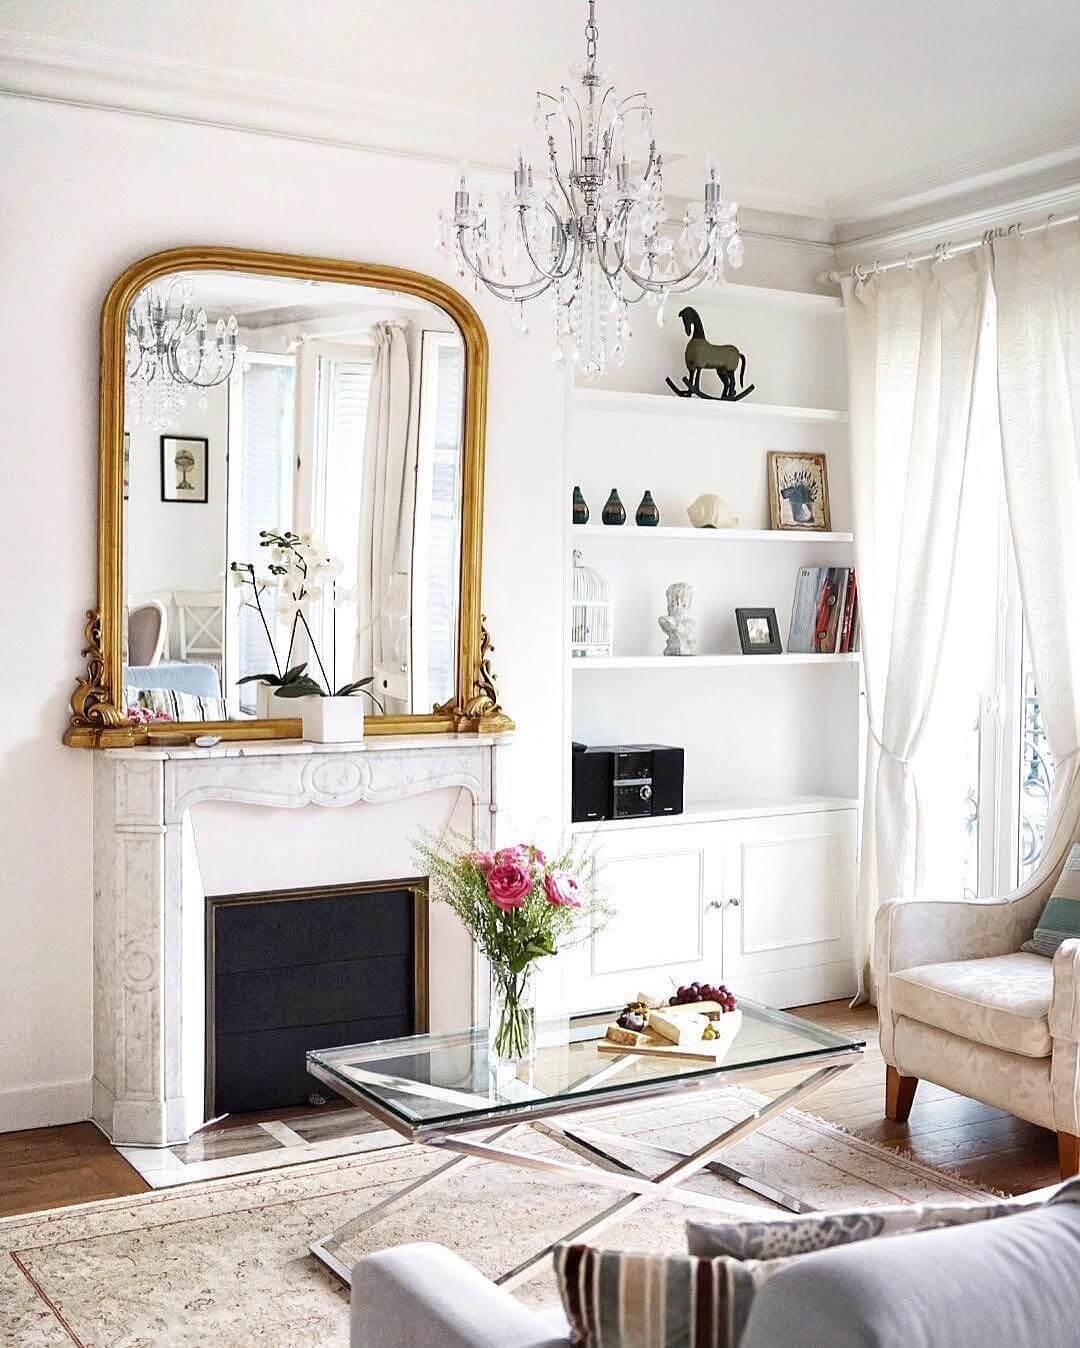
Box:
[1051,940,1080,1043]
[875,896,1033,1066]
[876,896,1026,977]
[350,1244,570,1348]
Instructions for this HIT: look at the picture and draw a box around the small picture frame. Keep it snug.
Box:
[768,451,831,531]
[736,607,782,655]
[160,435,209,504]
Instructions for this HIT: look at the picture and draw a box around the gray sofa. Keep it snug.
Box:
[350,1195,1080,1347]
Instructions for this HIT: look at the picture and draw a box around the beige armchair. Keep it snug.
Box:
[875,776,1080,1179]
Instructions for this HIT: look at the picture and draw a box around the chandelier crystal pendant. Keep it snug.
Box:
[125,278,247,429]
[436,0,742,379]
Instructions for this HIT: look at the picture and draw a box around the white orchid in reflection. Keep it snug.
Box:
[229,529,384,710]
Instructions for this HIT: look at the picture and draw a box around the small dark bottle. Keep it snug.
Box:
[572,485,590,525]
[601,488,626,526]
[635,490,660,526]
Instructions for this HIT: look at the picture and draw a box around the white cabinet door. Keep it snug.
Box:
[721,809,858,1007]
[559,823,724,1013]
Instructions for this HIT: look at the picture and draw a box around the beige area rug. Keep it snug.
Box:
[2,1087,991,1348]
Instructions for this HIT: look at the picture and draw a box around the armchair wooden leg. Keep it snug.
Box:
[885,1066,918,1122]
[1058,1132,1080,1180]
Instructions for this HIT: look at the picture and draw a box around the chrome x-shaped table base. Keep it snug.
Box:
[309,1058,851,1290]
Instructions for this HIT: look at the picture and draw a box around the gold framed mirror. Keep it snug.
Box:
[64,247,511,747]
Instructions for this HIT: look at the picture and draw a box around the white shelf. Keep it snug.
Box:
[570,794,859,834]
[571,524,854,545]
[690,283,844,316]
[572,388,848,424]
[572,653,859,670]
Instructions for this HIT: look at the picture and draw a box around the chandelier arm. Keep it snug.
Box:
[517,208,576,284]
[455,228,554,301]
[547,147,578,221]
[620,250,715,293]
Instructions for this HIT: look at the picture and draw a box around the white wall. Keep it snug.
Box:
[125,382,230,607]
[0,95,566,1129]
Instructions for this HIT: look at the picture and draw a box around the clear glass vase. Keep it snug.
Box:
[488,965,536,1080]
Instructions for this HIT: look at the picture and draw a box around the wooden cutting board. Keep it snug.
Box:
[597,1009,742,1063]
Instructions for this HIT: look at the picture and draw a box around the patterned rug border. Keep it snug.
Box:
[1,1084,994,1254]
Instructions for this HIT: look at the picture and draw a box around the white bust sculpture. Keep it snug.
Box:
[658,581,698,656]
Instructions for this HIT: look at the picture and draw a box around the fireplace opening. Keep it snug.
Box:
[205,879,428,1116]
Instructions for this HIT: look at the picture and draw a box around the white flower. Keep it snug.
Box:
[230,568,247,589]
[276,594,300,619]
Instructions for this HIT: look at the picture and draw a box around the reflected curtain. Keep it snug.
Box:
[993,225,1080,835]
[354,322,415,704]
[842,255,990,999]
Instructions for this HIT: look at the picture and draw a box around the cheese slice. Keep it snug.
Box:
[648,1009,709,1045]
[664,1000,722,1017]
[605,1024,649,1047]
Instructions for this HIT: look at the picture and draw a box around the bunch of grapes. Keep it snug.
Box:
[670,981,737,1012]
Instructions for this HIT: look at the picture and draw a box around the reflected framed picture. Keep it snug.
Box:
[736,607,782,655]
[123,432,131,501]
[768,451,831,531]
[160,435,209,504]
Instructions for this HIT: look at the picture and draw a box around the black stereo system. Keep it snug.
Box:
[571,743,684,823]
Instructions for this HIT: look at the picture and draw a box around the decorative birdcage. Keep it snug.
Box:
[571,551,614,658]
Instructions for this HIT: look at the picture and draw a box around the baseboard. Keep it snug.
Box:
[0,1078,92,1133]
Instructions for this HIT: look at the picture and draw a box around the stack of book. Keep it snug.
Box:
[788,567,859,654]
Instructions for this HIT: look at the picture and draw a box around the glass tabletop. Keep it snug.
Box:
[307,999,864,1138]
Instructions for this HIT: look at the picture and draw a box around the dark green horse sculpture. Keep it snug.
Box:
[665,306,755,401]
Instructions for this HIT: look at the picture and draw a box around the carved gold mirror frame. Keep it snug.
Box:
[64,246,512,747]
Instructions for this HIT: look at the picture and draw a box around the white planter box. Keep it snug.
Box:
[255,683,290,719]
[296,694,366,744]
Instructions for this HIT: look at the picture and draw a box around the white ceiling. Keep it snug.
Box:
[5,0,1080,223]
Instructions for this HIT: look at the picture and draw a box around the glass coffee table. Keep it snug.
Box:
[307,1000,863,1288]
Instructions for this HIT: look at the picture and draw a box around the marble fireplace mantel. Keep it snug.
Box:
[92,734,513,1146]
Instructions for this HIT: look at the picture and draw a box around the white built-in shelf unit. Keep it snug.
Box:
[565,278,858,819]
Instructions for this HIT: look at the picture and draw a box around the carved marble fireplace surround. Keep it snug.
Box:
[92,734,512,1147]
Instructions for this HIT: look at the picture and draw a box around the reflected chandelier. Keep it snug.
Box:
[436,0,742,379]
[125,278,247,428]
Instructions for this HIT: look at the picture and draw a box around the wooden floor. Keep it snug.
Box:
[0,1002,1061,1220]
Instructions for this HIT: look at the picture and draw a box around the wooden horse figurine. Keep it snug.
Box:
[665,306,755,401]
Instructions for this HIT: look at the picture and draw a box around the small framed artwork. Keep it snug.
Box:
[768,451,831,531]
[123,432,131,501]
[736,607,782,655]
[160,435,209,504]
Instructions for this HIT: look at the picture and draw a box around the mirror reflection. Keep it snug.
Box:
[122,270,465,722]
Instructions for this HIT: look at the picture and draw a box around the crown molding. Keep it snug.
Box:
[0,27,833,220]
[827,118,1080,229]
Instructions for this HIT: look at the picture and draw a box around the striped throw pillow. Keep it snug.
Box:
[554,1244,767,1348]
[1023,844,1080,957]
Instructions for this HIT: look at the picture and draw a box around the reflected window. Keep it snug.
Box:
[233,355,295,713]
[1019,635,1055,883]
[413,333,464,711]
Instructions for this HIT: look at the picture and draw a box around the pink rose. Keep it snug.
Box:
[496,845,530,867]
[532,847,549,868]
[544,870,581,908]
[465,850,496,874]
[486,860,533,911]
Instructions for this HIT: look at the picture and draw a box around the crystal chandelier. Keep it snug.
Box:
[436,0,742,379]
[125,278,247,428]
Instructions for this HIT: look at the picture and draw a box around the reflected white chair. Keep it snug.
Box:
[174,590,224,675]
[875,771,1080,1178]
[127,600,167,667]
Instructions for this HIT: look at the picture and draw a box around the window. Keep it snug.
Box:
[413,332,464,711]
[227,354,296,713]
[311,348,374,689]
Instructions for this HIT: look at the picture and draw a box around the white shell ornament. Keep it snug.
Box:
[687,494,739,529]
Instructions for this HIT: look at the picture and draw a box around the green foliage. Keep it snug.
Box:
[413,832,610,992]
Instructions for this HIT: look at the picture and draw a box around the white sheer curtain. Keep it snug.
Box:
[354,321,415,691]
[843,255,990,998]
[994,225,1080,828]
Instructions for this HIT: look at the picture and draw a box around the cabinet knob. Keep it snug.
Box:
[727,897,741,908]
[706,899,723,912]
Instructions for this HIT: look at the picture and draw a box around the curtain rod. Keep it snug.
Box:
[824,209,1080,285]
